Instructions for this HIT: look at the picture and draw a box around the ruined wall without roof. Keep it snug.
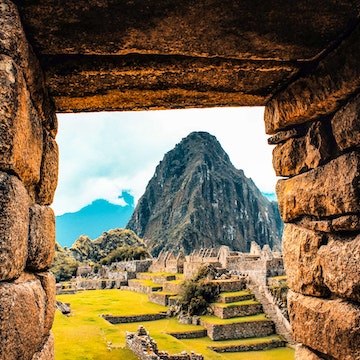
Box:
[0,1,58,359]
[265,24,360,360]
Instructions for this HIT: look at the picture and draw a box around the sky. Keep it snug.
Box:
[52,107,277,216]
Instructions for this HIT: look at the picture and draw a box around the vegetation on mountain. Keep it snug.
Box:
[51,228,150,281]
[52,243,82,282]
[127,131,283,256]
[99,245,149,265]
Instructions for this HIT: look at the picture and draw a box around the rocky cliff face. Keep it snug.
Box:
[127,132,283,255]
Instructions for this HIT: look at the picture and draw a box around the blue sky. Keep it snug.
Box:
[52,107,277,215]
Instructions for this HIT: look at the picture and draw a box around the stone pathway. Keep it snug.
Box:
[247,281,296,345]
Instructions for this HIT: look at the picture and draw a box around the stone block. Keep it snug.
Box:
[277,152,360,222]
[0,55,43,188]
[0,0,57,135]
[272,121,331,176]
[297,214,360,233]
[265,25,360,134]
[288,291,360,360]
[0,273,47,360]
[331,214,360,232]
[282,224,329,297]
[295,345,326,360]
[331,92,360,151]
[0,0,28,70]
[31,333,54,360]
[267,128,301,145]
[319,233,360,302]
[0,172,29,281]
[27,205,55,270]
[36,130,59,205]
[36,272,56,335]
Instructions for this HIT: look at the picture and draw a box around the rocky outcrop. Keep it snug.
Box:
[69,228,150,263]
[127,131,282,255]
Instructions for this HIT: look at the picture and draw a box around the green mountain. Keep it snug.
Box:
[56,191,135,248]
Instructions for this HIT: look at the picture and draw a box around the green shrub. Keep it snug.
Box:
[178,265,220,316]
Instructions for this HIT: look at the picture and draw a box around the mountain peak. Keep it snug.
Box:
[127,132,282,256]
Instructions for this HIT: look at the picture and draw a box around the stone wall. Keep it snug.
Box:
[103,313,167,324]
[265,24,360,360]
[126,326,204,360]
[0,1,57,359]
[201,319,275,341]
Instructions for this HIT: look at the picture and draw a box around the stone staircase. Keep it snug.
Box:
[247,281,295,345]
[199,277,286,352]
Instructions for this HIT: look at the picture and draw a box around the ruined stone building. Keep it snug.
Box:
[0,1,359,359]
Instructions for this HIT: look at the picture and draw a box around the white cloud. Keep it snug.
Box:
[52,107,277,215]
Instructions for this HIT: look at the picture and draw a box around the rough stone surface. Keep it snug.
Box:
[36,272,56,335]
[36,130,59,205]
[331,92,360,151]
[265,25,360,134]
[0,172,29,281]
[297,214,360,233]
[272,121,332,176]
[31,333,54,360]
[295,345,326,360]
[277,152,360,222]
[0,273,46,360]
[282,224,329,297]
[331,214,360,232]
[0,0,56,134]
[267,128,301,145]
[0,55,43,188]
[288,291,360,360]
[319,233,360,302]
[27,205,55,270]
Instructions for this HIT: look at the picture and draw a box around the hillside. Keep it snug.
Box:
[56,191,135,247]
[51,228,150,281]
[127,131,283,256]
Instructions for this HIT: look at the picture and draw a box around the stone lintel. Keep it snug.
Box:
[44,55,298,112]
[265,24,360,134]
[288,291,360,360]
[276,151,360,222]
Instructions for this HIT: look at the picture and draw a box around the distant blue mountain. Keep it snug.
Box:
[262,192,277,202]
[56,191,135,248]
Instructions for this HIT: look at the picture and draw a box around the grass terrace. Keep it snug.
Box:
[54,289,294,360]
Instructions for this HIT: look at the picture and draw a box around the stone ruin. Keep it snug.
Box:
[0,1,359,359]
[149,250,185,274]
[126,325,204,360]
[183,243,284,284]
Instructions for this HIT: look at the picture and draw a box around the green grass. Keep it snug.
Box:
[220,290,253,297]
[53,289,294,360]
[201,313,268,324]
[212,299,260,308]
[129,279,163,288]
